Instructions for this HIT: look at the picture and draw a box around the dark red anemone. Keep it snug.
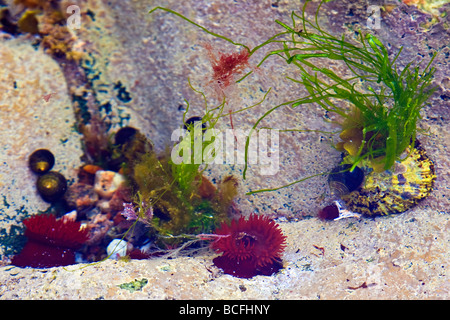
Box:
[12,214,89,268]
[318,203,340,221]
[211,214,287,279]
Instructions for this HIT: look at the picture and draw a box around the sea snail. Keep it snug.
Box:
[29,149,55,174]
[37,171,68,202]
[328,144,436,216]
[328,164,365,197]
[183,116,207,132]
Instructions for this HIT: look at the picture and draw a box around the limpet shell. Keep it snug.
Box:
[340,145,435,216]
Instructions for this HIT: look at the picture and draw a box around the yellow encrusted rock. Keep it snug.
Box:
[341,145,436,216]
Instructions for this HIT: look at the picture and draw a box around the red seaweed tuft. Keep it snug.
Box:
[203,42,250,100]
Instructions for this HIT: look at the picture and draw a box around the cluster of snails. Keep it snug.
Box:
[28,149,67,203]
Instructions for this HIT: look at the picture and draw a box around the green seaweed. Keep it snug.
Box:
[128,148,235,247]
[123,91,236,246]
[149,1,437,193]
[241,0,437,190]
[117,278,148,293]
[149,7,250,52]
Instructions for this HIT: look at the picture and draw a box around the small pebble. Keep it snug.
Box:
[65,182,98,212]
[94,170,125,199]
[62,210,77,222]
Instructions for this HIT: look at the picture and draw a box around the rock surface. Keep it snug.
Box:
[1,207,448,299]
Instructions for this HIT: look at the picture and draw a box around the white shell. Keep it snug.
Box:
[106,239,128,260]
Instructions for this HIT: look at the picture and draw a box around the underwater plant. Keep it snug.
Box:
[117,278,149,293]
[125,149,238,247]
[211,214,286,279]
[149,2,438,217]
[110,120,238,249]
[258,0,438,216]
[267,1,438,173]
[11,214,89,268]
[202,42,251,101]
[149,2,436,175]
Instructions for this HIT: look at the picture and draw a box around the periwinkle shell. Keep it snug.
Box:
[29,149,55,174]
[183,116,206,131]
[114,126,139,146]
[328,164,364,197]
[37,171,67,202]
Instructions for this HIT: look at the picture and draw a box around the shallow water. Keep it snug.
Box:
[0,0,449,300]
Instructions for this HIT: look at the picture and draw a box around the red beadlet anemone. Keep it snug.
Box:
[11,214,89,268]
[211,214,287,278]
[23,214,88,248]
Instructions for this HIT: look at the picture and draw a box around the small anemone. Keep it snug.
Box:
[211,214,286,278]
[12,214,89,268]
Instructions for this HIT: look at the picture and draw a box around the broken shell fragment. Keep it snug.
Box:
[106,239,128,260]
